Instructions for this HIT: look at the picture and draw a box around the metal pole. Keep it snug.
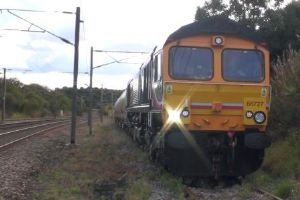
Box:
[70,7,80,144]
[100,83,103,123]
[88,46,93,135]
[2,68,6,122]
[111,91,114,118]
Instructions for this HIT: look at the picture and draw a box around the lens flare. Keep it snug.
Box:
[168,110,180,122]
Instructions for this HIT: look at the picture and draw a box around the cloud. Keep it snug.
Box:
[0,34,32,68]
[1,0,204,89]
[22,39,74,72]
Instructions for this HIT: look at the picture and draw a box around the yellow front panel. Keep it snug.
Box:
[163,82,270,132]
[161,35,270,133]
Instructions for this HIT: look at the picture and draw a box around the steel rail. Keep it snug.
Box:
[0,118,70,132]
[0,120,87,150]
[0,120,70,136]
[183,182,284,200]
[255,188,283,200]
[1,117,69,125]
[0,122,70,149]
[3,117,54,122]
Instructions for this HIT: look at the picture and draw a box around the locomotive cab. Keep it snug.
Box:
[160,21,271,178]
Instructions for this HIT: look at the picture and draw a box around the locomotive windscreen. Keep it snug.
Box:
[222,49,264,82]
[169,47,213,80]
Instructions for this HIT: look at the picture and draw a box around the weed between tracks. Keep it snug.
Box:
[32,120,185,200]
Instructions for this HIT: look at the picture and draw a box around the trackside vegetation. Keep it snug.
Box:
[242,49,300,199]
[0,79,122,118]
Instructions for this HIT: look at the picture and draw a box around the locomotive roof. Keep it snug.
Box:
[164,15,264,45]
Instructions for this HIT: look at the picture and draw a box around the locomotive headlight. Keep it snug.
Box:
[213,36,224,46]
[215,36,223,45]
[181,109,190,118]
[168,110,181,122]
[245,111,253,118]
[254,111,266,124]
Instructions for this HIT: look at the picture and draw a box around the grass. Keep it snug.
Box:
[31,119,185,200]
[263,130,300,178]
[274,179,294,199]
[124,178,151,200]
[158,173,185,199]
[10,112,29,119]
[244,131,300,199]
[239,182,253,199]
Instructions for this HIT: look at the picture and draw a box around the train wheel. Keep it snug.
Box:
[149,144,157,162]
[182,177,197,186]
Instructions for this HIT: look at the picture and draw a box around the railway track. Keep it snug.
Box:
[0,118,73,150]
[0,118,69,132]
[254,188,284,200]
[184,185,284,200]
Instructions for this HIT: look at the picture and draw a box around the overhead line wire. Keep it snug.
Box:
[6,10,74,46]
[0,28,45,33]
[94,50,149,54]
[0,8,74,14]
[93,56,138,69]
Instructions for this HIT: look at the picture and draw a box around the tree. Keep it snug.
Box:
[195,0,283,29]
[195,7,209,21]
[229,0,271,28]
[206,0,228,16]
[2,78,25,115]
[260,1,300,59]
[195,0,299,60]
[0,77,122,119]
[22,92,47,117]
[49,92,71,117]
[281,2,300,52]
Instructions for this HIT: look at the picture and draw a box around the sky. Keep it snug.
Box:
[0,0,203,90]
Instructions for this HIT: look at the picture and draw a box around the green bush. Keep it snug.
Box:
[270,49,300,138]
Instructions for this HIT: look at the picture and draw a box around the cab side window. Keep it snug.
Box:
[153,53,162,82]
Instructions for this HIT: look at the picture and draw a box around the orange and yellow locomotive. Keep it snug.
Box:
[114,16,271,179]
